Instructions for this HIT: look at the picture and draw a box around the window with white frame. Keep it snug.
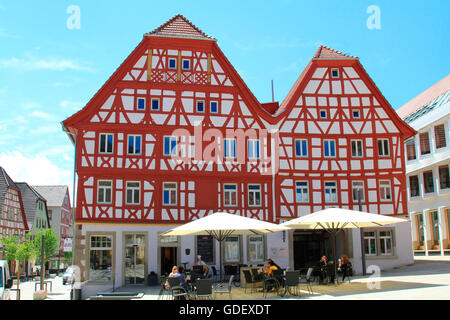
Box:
[127,135,142,155]
[319,110,328,119]
[324,182,338,203]
[248,184,261,207]
[379,231,393,255]
[379,180,392,201]
[97,180,112,204]
[352,110,361,119]
[210,101,218,113]
[196,100,205,113]
[137,98,146,110]
[352,181,365,202]
[423,171,434,194]
[247,139,260,159]
[331,68,339,78]
[296,181,309,203]
[182,59,190,70]
[323,140,336,157]
[168,58,177,70]
[224,236,240,263]
[99,133,114,154]
[89,235,113,281]
[126,182,140,205]
[224,184,237,207]
[351,140,363,158]
[151,98,160,111]
[295,139,308,157]
[248,235,264,263]
[406,139,416,161]
[377,139,390,157]
[224,139,236,159]
[164,136,177,156]
[163,182,177,206]
[364,231,377,256]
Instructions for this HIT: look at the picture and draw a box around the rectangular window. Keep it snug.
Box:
[379,231,393,255]
[423,171,434,194]
[97,180,112,204]
[351,140,363,158]
[295,139,308,157]
[324,182,338,203]
[126,182,140,205]
[419,132,430,155]
[439,165,450,190]
[409,175,420,197]
[248,184,261,207]
[99,133,114,154]
[196,100,205,113]
[210,101,218,113]
[151,98,160,111]
[417,214,425,246]
[431,211,440,246]
[89,235,113,281]
[224,236,240,263]
[434,124,446,149]
[331,68,339,78]
[168,58,177,69]
[164,136,177,156]
[352,110,361,119]
[137,98,146,110]
[127,135,142,155]
[364,231,377,256]
[182,59,190,70]
[296,181,309,203]
[163,182,177,206]
[352,181,365,202]
[324,140,336,157]
[224,139,236,159]
[248,235,264,263]
[379,180,392,201]
[406,140,416,161]
[319,110,328,119]
[224,184,237,207]
[377,139,390,157]
[248,140,260,159]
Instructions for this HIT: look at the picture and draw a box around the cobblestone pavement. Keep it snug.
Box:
[8,256,450,300]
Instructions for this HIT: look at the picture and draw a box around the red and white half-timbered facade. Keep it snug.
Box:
[63,15,415,295]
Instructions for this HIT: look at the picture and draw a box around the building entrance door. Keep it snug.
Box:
[124,234,146,285]
[293,231,328,269]
[160,247,177,276]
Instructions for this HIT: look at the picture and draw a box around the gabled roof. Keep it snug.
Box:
[144,14,216,41]
[397,74,450,120]
[16,182,48,230]
[0,167,19,208]
[33,185,69,208]
[313,45,359,60]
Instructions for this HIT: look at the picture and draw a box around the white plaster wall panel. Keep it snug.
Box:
[343,122,354,134]
[305,97,316,106]
[341,192,348,204]
[123,74,133,81]
[210,116,227,127]
[318,121,330,133]
[308,108,317,118]
[352,121,363,134]
[368,190,377,202]
[289,107,301,119]
[85,140,95,154]
[320,161,328,171]
[339,139,347,146]
[318,97,327,106]
[152,114,169,125]
[375,121,386,134]
[312,148,321,158]
[82,207,90,219]
[297,206,311,217]
[351,160,361,170]
[351,97,360,107]
[281,179,293,187]
[378,159,391,169]
[84,131,96,139]
[313,192,321,204]
[162,97,175,112]
[312,160,320,170]
[311,138,321,146]
[119,114,127,124]
[341,97,349,107]
[239,102,251,116]
[329,97,338,107]
[106,114,116,123]
[304,80,321,94]
[115,191,122,206]
[295,160,308,170]
[343,81,356,94]
[361,122,372,134]
[145,144,154,157]
[331,81,342,95]
[353,80,370,94]
[338,161,347,170]
[294,122,305,133]
[128,113,145,124]
[375,108,388,119]
[98,112,109,121]
[101,95,115,110]
[383,120,399,133]
[85,189,93,204]
[380,204,394,215]
[212,60,223,73]
[362,97,370,106]
[117,143,123,156]
[364,160,374,170]
[318,81,330,94]
[90,115,100,123]
[221,100,233,114]
[151,55,159,68]
[331,161,340,171]
[296,96,303,106]
[122,96,134,110]
[308,121,321,134]
[343,67,358,78]
[312,67,327,78]
[367,179,376,189]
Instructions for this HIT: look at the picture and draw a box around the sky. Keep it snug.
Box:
[0,0,449,197]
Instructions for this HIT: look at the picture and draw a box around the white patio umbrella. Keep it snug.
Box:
[161,211,288,281]
[280,208,408,283]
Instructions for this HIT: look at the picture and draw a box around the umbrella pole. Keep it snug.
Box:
[333,231,337,285]
[220,239,223,282]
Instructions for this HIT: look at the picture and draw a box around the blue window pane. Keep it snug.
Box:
[295,140,301,156]
[164,137,170,155]
[296,182,307,187]
[128,136,134,154]
[232,141,236,157]
[211,101,218,113]
[183,60,190,69]
[256,141,260,158]
[249,185,260,190]
[330,141,335,156]
[325,182,336,187]
[324,141,329,157]
[135,136,141,154]
[169,59,176,69]
[107,135,113,153]
[224,185,236,190]
[302,140,307,156]
[137,98,145,110]
[152,99,159,110]
[248,141,253,158]
[197,102,204,112]
[171,138,177,155]
[224,140,229,157]
[163,190,169,204]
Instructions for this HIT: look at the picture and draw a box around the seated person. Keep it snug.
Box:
[261,261,279,292]
[193,255,209,278]
[318,255,328,283]
[173,265,188,290]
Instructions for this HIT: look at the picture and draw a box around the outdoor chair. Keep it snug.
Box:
[299,267,314,294]
[168,277,190,300]
[158,275,170,300]
[327,263,336,285]
[262,274,281,298]
[284,270,301,296]
[214,275,234,299]
[250,268,265,282]
[242,269,261,293]
[195,279,213,300]
[211,266,218,282]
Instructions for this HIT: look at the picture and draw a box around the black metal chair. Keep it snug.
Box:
[242,269,261,293]
[214,275,234,299]
[168,277,190,300]
[158,275,170,300]
[299,267,314,294]
[195,279,213,300]
[284,271,301,296]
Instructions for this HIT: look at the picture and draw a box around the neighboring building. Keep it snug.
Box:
[15,183,50,235]
[0,167,29,253]
[397,75,450,256]
[62,15,415,297]
[33,185,73,269]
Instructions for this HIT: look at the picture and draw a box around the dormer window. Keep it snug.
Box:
[331,68,339,78]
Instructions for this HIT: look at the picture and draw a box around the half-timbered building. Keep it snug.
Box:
[62,15,415,297]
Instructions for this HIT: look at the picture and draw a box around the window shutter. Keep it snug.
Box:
[434,124,446,149]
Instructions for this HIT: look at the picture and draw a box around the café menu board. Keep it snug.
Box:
[197,235,214,264]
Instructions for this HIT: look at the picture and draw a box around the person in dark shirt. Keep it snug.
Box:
[318,255,328,283]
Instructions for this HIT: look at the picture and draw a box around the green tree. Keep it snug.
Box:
[32,228,59,284]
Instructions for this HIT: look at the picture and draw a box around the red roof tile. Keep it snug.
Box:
[396,74,450,119]
[313,45,358,60]
[145,14,215,41]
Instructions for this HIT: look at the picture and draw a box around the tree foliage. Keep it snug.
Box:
[33,228,59,263]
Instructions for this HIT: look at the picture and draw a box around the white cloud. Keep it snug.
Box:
[0,151,74,195]
[30,110,54,120]
[0,27,20,39]
[60,100,83,112]
[0,53,94,72]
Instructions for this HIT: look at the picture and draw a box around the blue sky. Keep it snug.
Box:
[0,0,449,195]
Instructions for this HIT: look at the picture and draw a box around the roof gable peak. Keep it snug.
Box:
[313,45,359,60]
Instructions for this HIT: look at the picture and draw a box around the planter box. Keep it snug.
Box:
[33,290,48,300]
